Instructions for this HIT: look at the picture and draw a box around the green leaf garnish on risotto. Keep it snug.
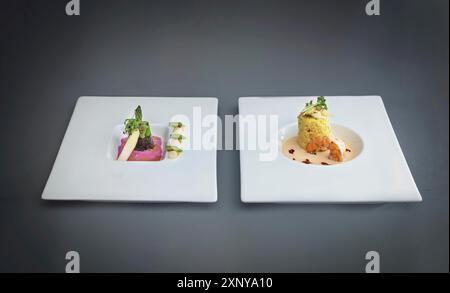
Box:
[302,96,328,115]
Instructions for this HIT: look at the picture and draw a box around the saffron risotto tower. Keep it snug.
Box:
[297,96,331,150]
[297,96,346,162]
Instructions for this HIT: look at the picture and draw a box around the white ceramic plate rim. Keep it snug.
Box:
[42,96,218,203]
[239,96,422,203]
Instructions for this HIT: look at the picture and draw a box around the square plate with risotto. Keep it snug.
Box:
[238,96,422,203]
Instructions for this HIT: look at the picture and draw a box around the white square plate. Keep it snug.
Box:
[239,96,422,203]
[42,97,218,202]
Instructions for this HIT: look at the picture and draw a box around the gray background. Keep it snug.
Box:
[0,0,448,273]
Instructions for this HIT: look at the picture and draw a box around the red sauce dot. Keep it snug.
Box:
[302,159,311,164]
[346,149,351,152]
[288,149,295,154]
[321,162,330,166]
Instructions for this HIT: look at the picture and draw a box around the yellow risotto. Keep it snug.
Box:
[297,113,331,150]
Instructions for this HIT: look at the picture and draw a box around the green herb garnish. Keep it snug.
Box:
[124,106,152,139]
[166,145,183,153]
[170,133,185,143]
[169,122,183,128]
[302,96,328,114]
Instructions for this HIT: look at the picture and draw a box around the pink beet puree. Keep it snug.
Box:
[117,136,163,161]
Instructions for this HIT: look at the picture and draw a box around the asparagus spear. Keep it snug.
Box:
[118,106,152,161]
[118,129,140,161]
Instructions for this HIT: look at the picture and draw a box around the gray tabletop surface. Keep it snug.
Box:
[0,0,448,272]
